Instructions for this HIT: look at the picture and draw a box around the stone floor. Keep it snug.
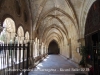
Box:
[28,55,88,75]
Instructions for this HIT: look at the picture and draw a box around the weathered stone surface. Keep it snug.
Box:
[29,55,87,75]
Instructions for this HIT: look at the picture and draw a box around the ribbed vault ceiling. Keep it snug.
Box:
[31,0,79,45]
[30,0,97,45]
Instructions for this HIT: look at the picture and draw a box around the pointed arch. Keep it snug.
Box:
[0,17,16,43]
[48,40,60,54]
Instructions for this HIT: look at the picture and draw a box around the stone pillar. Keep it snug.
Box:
[68,38,72,59]
[44,46,46,54]
[29,39,33,58]
[37,39,39,56]
[39,43,41,55]
[31,40,34,57]
[0,25,3,33]
[33,42,36,57]
[41,43,44,55]
[34,38,38,57]
[21,36,24,61]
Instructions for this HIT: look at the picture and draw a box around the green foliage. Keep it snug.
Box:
[79,57,85,66]
[80,46,88,57]
[79,46,88,67]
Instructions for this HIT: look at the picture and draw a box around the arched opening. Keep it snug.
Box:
[0,17,16,43]
[17,26,24,44]
[48,40,60,54]
[25,31,29,43]
[17,26,24,62]
[85,1,100,74]
[85,0,100,62]
[0,17,16,69]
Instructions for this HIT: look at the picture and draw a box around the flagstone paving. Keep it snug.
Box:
[28,55,88,75]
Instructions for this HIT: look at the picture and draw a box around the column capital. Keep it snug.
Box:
[78,38,85,46]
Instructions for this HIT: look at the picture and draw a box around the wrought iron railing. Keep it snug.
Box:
[0,42,30,75]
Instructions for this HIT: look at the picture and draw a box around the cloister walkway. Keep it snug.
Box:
[29,55,88,75]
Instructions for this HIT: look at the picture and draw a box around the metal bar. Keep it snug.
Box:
[19,44,21,75]
[15,44,18,75]
[8,44,11,75]
[5,44,8,75]
[23,44,25,75]
[0,44,2,75]
[4,44,6,75]
[26,42,30,75]
[0,42,30,75]
[12,44,14,75]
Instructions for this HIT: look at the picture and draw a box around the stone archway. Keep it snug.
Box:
[85,1,100,74]
[25,31,29,43]
[17,26,24,44]
[48,40,60,54]
[17,26,24,61]
[0,17,16,67]
[85,0,100,53]
[0,17,16,44]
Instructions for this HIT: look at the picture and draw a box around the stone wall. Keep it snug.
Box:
[0,0,32,37]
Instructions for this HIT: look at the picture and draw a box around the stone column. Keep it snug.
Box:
[35,38,37,57]
[33,42,35,57]
[68,38,72,59]
[0,25,3,33]
[31,40,34,57]
[37,39,39,56]
[39,43,41,55]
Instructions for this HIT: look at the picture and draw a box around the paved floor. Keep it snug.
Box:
[28,55,88,75]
